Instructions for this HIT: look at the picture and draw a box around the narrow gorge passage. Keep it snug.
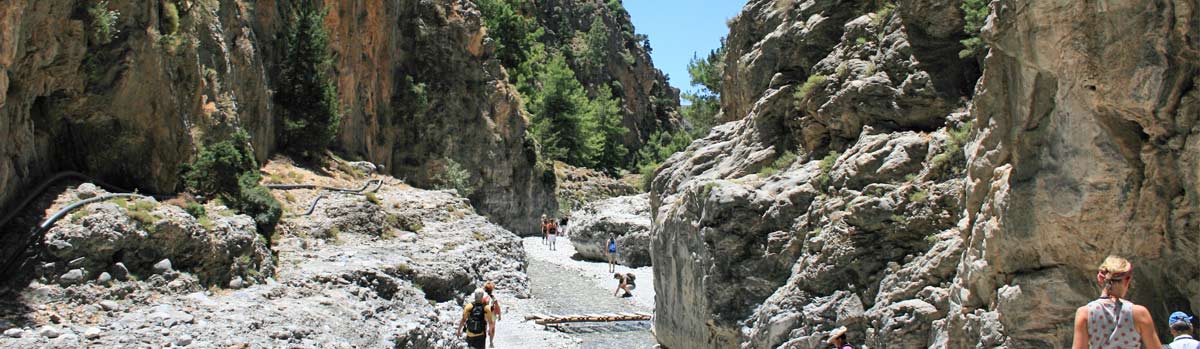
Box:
[494,237,655,348]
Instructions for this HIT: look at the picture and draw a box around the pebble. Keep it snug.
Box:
[112,263,130,281]
[60,269,85,285]
[176,334,194,346]
[154,259,174,274]
[97,272,113,285]
[100,300,120,311]
[3,328,23,338]
[38,326,60,338]
[83,327,102,339]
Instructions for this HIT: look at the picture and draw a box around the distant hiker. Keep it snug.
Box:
[613,272,635,298]
[605,236,618,272]
[826,326,853,349]
[547,219,559,251]
[1071,255,1161,349]
[1166,311,1197,349]
[540,215,549,245]
[558,216,569,237]
[458,288,495,349]
[482,282,503,348]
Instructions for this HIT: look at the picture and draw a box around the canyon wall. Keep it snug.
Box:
[650,0,1198,347]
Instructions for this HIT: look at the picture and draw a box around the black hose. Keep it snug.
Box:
[265,179,384,193]
[37,193,149,232]
[0,171,151,231]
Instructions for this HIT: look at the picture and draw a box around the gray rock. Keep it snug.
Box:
[228,276,244,290]
[83,327,102,340]
[60,269,85,285]
[37,326,60,338]
[68,257,87,267]
[3,328,23,338]
[111,263,129,281]
[568,194,653,267]
[153,259,173,274]
[175,334,193,346]
[96,272,112,285]
[99,300,120,311]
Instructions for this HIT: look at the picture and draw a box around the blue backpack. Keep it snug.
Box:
[608,240,617,253]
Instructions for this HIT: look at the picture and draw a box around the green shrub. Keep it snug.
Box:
[226,172,282,238]
[185,202,207,218]
[795,74,829,106]
[815,150,841,188]
[365,192,381,205]
[88,1,120,45]
[908,190,928,203]
[855,37,868,47]
[162,1,180,35]
[759,151,797,176]
[638,161,659,192]
[930,121,974,175]
[435,158,474,197]
[197,216,215,230]
[872,2,895,28]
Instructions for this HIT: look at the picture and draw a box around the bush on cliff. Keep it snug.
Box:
[959,0,990,58]
[182,131,281,240]
[276,0,341,159]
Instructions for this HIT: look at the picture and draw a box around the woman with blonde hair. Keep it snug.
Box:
[1072,255,1161,349]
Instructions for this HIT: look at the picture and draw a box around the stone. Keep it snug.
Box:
[99,300,120,311]
[67,257,87,267]
[82,327,102,340]
[176,334,194,346]
[3,328,23,338]
[111,263,129,281]
[228,276,244,290]
[37,326,60,338]
[60,269,84,285]
[153,259,173,274]
[96,272,112,285]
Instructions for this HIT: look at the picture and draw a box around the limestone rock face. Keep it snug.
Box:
[649,0,976,347]
[650,0,1199,347]
[945,0,1200,346]
[0,0,558,237]
[568,194,651,267]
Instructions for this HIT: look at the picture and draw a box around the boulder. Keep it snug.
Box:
[568,194,652,267]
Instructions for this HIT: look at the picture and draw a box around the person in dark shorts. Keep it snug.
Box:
[457,288,495,349]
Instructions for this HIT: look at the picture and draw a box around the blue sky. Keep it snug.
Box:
[624,0,746,96]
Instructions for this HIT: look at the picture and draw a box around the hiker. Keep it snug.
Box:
[613,272,635,298]
[482,282,503,348]
[540,215,549,245]
[457,288,495,349]
[547,218,559,251]
[605,236,618,272]
[558,216,569,237]
[826,326,854,349]
[1166,311,1198,349]
[1071,255,1161,349]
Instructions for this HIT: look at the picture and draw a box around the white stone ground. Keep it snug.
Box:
[491,237,655,348]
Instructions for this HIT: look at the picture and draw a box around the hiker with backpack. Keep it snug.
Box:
[541,215,549,245]
[613,272,636,298]
[605,236,618,272]
[558,216,569,237]
[1071,255,1161,349]
[1166,311,1198,349]
[482,282,503,348]
[457,288,495,349]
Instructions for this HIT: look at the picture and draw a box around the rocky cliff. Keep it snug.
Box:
[649,0,1197,348]
[0,0,690,238]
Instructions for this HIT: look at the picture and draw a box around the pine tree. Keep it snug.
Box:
[528,52,593,166]
[276,0,340,159]
[682,38,724,137]
[587,85,628,174]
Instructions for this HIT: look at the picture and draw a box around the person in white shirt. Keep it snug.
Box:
[1167,311,1198,349]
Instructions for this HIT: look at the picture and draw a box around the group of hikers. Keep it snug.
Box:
[540,215,568,251]
[824,255,1198,349]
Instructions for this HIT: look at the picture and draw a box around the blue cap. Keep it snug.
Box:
[1169,311,1193,325]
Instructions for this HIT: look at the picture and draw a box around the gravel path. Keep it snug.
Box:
[493,237,655,348]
